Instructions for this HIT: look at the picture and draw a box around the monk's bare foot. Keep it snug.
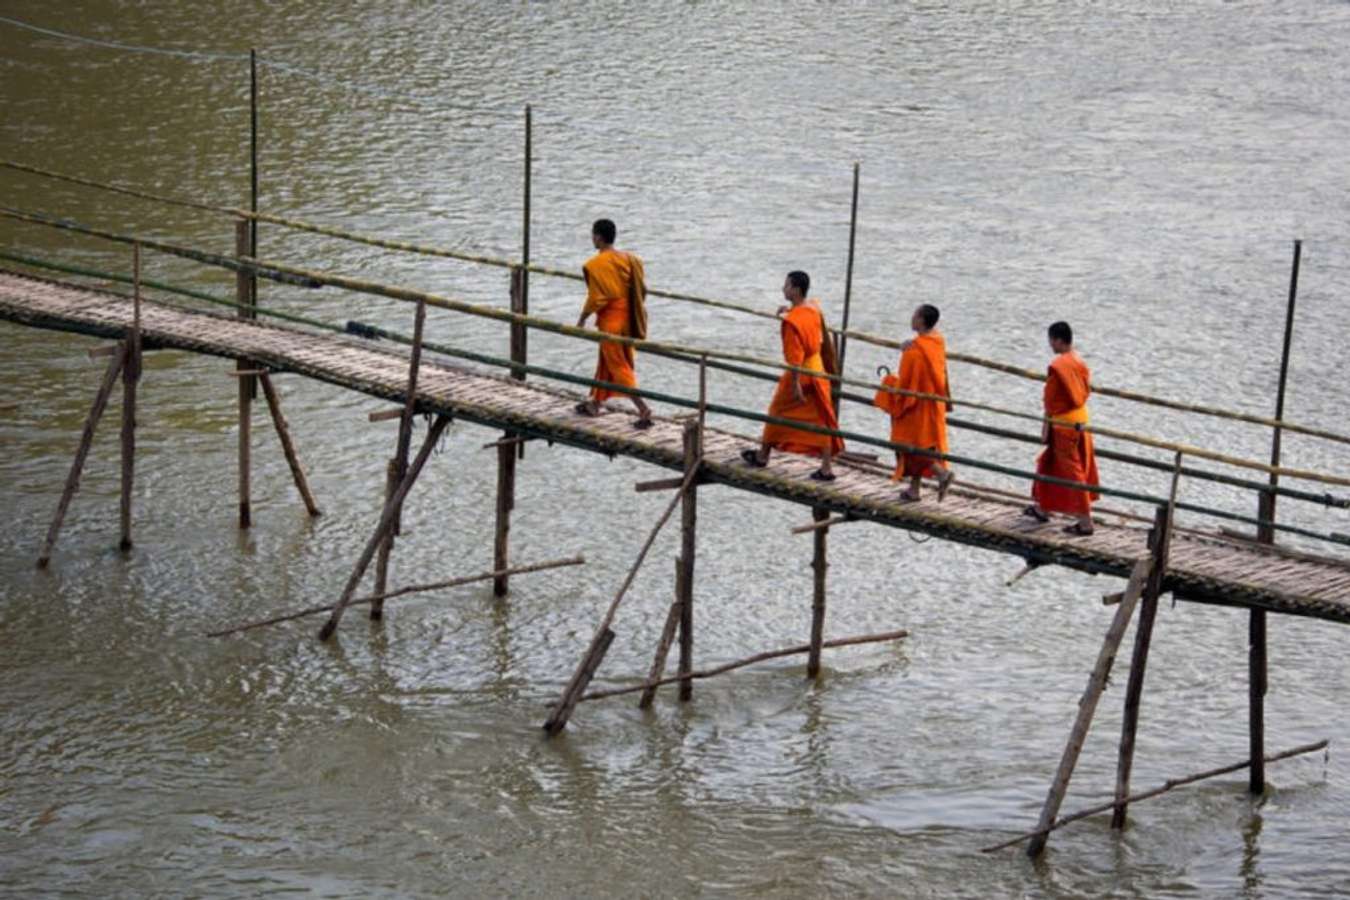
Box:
[1063,521,1094,536]
[810,469,837,482]
[1022,504,1049,523]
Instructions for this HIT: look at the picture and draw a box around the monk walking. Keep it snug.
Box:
[877,303,953,502]
[741,270,843,480]
[575,218,653,427]
[1025,321,1100,535]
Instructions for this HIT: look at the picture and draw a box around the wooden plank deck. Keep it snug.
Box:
[4,268,1350,625]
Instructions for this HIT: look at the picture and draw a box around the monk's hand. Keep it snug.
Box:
[775,304,789,317]
[791,377,806,406]
[900,339,914,351]
[575,313,589,329]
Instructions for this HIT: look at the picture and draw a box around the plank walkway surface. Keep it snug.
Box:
[4,268,1350,625]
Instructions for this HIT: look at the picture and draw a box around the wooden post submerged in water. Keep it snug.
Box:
[235,219,254,528]
[493,266,528,597]
[119,242,143,551]
[808,506,829,678]
[678,419,700,701]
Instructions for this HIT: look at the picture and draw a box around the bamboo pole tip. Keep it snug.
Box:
[316,621,337,642]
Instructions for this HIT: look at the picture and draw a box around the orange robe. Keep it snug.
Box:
[761,302,845,457]
[883,331,950,479]
[582,249,639,402]
[1032,350,1101,515]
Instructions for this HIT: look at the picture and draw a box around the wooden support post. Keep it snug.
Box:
[370,458,398,620]
[832,161,860,419]
[1110,506,1174,830]
[808,506,829,678]
[493,439,516,597]
[542,627,615,736]
[37,349,125,567]
[235,219,253,528]
[317,414,450,641]
[119,243,143,551]
[638,560,684,709]
[1249,238,1300,794]
[677,419,700,702]
[258,373,320,517]
[1026,552,1154,858]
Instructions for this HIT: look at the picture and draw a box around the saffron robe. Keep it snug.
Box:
[879,331,950,479]
[761,302,845,457]
[1032,350,1101,515]
[582,249,644,402]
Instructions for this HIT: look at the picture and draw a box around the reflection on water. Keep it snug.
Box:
[3,1,1350,896]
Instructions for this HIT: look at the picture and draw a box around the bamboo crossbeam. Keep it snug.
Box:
[5,162,1350,446]
[982,739,1329,853]
[790,514,854,535]
[579,629,910,702]
[204,555,585,637]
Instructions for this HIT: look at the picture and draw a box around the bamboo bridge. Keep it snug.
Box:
[2,159,1347,858]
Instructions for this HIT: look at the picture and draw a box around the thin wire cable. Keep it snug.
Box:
[0,14,247,62]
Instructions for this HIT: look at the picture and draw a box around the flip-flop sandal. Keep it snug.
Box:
[1022,504,1050,523]
[633,417,654,430]
[937,470,955,502]
[898,489,921,503]
[740,448,767,468]
[810,470,837,482]
[1063,523,1095,536]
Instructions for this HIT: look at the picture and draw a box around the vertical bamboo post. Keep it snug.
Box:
[235,220,253,528]
[119,242,142,551]
[371,298,427,620]
[37,349,125,567]
[494,270,526,597]
[808,506,829,678]
[832,161,860,418]
[518,105,531,462]
[1110,505,1174,829]
[677,419,700,702]
[258,372,321,516]
[247,48,259,400]
[1026,552,1154,858]
[638,561,684,709]
[1250,238,1300,793]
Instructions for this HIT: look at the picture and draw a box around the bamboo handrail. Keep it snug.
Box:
[6,157,1349,447]
[2,205,1348,489]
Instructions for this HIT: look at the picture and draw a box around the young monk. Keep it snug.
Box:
[878,303,954,502]
[575,218,653,427]
[741,270,844,480]
[1024,321,1100,535]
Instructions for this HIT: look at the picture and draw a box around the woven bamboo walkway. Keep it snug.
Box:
[5,268,1350,625]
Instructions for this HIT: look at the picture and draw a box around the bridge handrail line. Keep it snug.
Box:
[5,157,1347,447]
[3,202,1349,490]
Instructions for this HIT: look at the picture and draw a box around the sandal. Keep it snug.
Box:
[740,448,767,468]
[1063,522,1095,536]
[574,401,601,417]
[898,488,921,503]
[1022,504,1050,523]
[810,470,837,482]
[633,416,654,430]
[937,469,955,502]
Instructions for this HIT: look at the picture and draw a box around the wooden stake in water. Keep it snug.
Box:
[1251,238,1301,793]
[235,220,253,528]
[119,243,142,551]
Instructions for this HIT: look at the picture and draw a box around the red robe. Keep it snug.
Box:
[1032,350,1101,515]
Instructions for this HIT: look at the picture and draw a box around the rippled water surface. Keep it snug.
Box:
[3,3,1350,896]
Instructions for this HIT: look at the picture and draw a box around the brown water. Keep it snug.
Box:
[2,3,1350,896]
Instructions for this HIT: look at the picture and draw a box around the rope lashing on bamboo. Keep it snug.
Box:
[4,202,1348,491]
[6,158,1350,449]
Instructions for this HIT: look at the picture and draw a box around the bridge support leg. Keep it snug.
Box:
[493,434,517,597]
[120,336,139,551]
[638,559,684,709]
[1026,555,1152,857]
[317,414,450,641]
[37,349,125,568]
[235,220,254,529]
[1110,507,1174,830]
[1248,609,1268,794]
[370,458,399,620]
[808,506,829,679]
[677,420,700,702]
[259,372,320,517]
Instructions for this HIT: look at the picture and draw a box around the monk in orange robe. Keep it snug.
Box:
[742,270,844,480]
[575,217,653,427]
[877,303,954,502]
[1025,320,1100,534]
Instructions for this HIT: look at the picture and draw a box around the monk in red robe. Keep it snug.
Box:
[1025,320,1100,534]
[877,303,954,502]
[575,217,653,427]
[742,270,844,480]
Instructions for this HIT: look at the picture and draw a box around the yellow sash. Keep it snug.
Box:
[1052,405,1089,427]
[803,352,824,373]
